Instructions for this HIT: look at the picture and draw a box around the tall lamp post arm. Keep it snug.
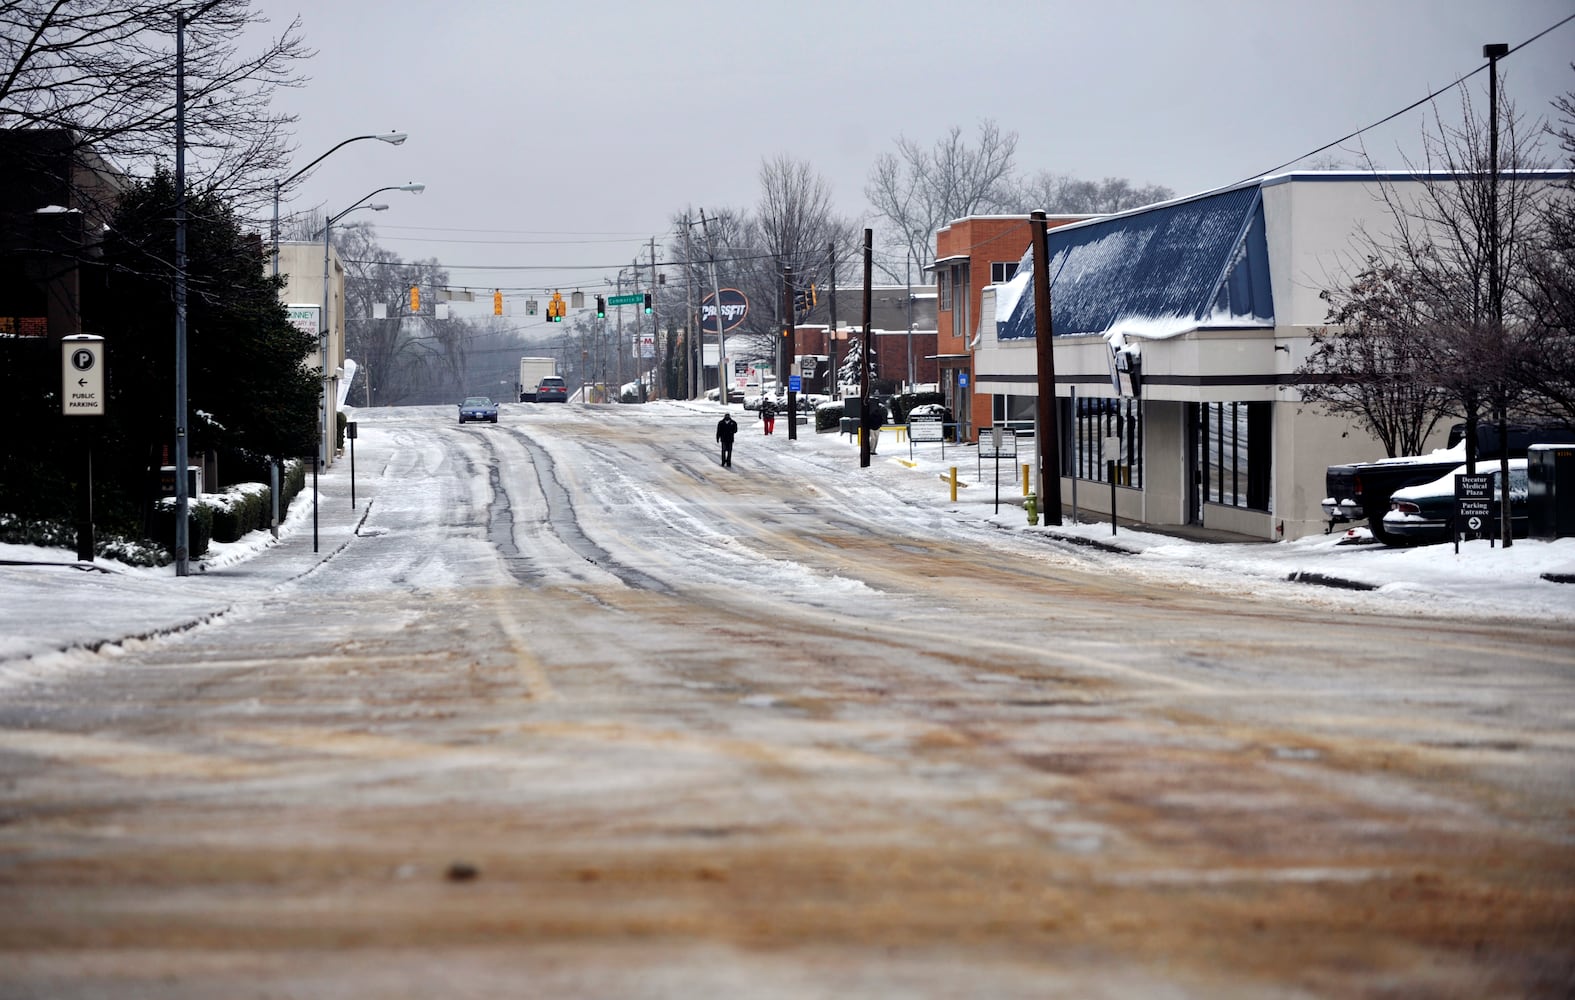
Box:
[270,131,407,278]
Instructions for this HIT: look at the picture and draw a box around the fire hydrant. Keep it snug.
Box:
[1025,492,1039,525]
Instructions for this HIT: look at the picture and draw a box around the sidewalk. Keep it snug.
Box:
[0,458,369,673]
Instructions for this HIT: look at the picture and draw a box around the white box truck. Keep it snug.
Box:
[518,357,558,401]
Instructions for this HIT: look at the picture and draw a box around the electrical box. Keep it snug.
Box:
[158,465,204,497]
[1527,444,1575,539]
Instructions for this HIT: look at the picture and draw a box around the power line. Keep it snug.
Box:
[1230,12,1575,188]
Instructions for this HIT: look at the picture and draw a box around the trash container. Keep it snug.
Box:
[1528,443,1575,539]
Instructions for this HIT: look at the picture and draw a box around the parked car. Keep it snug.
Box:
[1323,422,1574,541]
[1381,459,1529,546]
[535,376,568,403]
[458,396,498,424]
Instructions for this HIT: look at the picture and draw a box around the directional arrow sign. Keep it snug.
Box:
[62,334,105,416]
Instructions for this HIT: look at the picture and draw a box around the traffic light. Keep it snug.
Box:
[808,283,817,308]
[595,295,605,318]
[409,285,420,312]
[643,292,652,314]
[493,289,503,316]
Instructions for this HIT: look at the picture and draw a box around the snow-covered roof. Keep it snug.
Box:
[997,182,1274,341]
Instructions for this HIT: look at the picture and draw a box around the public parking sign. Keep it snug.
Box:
[62,334,105,415]
[1455,473,1494,538]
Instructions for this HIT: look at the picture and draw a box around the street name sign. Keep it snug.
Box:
[608,293,642,306]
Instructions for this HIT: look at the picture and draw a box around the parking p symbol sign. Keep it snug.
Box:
[62,334,105,416]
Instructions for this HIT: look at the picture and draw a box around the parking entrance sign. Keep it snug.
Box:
[1454,473,1495,547]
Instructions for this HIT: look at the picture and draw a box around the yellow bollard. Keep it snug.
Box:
[1022,463,1031,496]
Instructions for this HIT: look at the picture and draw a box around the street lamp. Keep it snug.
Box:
[171,0,227,577]
[271,131,406,278]
[313,182,423,552]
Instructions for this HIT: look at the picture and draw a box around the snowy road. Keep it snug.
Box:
[2,402,1573,998]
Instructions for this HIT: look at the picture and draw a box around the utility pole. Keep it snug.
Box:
[905,249,914,388]
[1485,41,1512,548]
[701,209,728,408]
[681,217,698,399]
[173,8,193,577]
[1031,210,1063,525]
[827,241,838,400]
[784,263,798,440]
[614,270,623,403]
[649,235,660,401]
[860,228,873,469]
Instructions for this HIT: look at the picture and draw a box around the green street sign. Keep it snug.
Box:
[608,293,642,306]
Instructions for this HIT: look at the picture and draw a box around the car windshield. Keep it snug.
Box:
[463,397,492,406]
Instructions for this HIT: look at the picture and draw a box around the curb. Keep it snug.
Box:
[1285,571,1378,592]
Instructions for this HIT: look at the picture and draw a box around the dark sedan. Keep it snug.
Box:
[458,396,498,424]
[535,376,568,403]
[1381,459,1528,545]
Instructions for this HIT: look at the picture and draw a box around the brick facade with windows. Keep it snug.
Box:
[933,215,1085,442]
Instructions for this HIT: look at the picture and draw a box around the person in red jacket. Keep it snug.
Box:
[760,394,777,435]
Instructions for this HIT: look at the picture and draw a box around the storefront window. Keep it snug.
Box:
[1067,397,1143,488]
[1197,401,1271,511]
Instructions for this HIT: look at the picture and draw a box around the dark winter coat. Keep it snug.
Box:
[716,414,738,443]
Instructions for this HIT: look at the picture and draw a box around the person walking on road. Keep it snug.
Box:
[716,411,738,467]
[760,395,776,436]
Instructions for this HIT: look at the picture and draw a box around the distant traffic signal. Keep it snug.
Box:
[409,285,420,312]
[643,292,652,315]
[493,289,503,316]
[595,295,605,318]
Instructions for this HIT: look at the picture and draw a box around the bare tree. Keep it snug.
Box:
[1371,85,1551,557]
[865,120,1018,280]
[1297,259,1453,457]
[0,0,309,210]
[755,155,856,368]
[1520,73,1575,428]
[1008,173,1174,214]
[758,155,853,282]
[1309,75,1555,545]
[324,221,465,406]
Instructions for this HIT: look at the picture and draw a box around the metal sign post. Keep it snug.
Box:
[346,421,358,508]
[1455,473,1495,553]
[908,415,944,462]
[976,426,1016,512]
[62,335,105,561]
[1104,434,1122,535]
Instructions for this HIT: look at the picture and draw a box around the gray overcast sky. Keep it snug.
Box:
[250,0,1575,302]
